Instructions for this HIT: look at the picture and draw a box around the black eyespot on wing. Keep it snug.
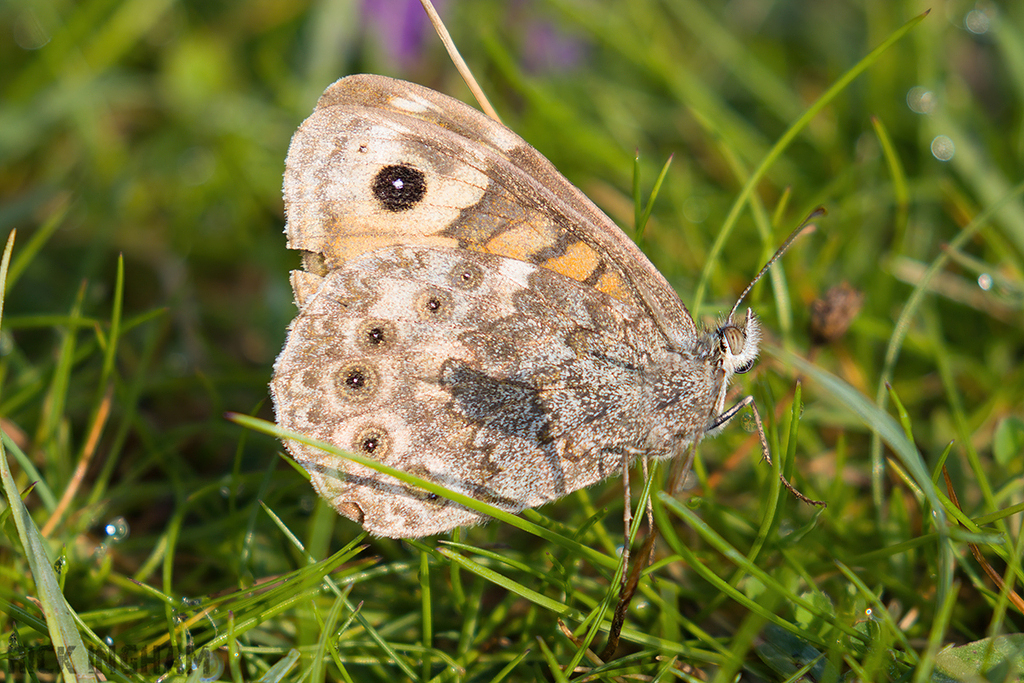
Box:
[449,262,483,290]
[372,164,426,212]
[336,362,379,402]
[416,288,453,320]
[417,490,444,507]
[401,465,447,507]
[357,319,396,352]
[353,426,390,459]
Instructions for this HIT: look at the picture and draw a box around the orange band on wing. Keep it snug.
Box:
[541,240,601,283]
[484,223,558,261]
[595,271,630,302]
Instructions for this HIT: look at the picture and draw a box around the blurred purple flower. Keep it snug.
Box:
[360,0,586,76]
[362,0,445,71]
[521,18,587,75]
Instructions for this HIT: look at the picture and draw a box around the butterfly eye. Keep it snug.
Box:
[721,326,746,356]
[734,359,755,374]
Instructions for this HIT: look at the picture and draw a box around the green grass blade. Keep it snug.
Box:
[693,10,930,313]
[0,231,97,680]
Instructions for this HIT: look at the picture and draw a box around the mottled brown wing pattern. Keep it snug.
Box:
[282,74,697,349]
[272,75,760,538]
[272,246,679,538]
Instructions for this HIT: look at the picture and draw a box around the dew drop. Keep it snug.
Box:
[0,332,13,356]
[104,516,130,542]
[193,649,224,681]
[978,273,993,291]
[13,9,50,49]
[930,135,955,161]
[906,86,936,115]
[964,8,991,34]
[682,196,710,223]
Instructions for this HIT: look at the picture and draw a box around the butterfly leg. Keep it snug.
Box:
[601,525,658,660]
[601,453,658,661]
[614,453,657,585]
[713,395,826,507]
[619,450,632,578]
[640,456,655,561]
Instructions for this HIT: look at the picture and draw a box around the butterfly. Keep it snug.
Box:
[270,74,776,538]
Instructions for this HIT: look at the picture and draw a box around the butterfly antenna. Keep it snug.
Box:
[727,207,826,322]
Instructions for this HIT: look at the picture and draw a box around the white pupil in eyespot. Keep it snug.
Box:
[393,179,404,189]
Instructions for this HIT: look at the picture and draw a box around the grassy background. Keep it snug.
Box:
[2,0,1023,680]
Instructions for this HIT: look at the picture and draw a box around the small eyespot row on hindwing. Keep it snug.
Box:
[356,319,395,352]
[402,465,445,507]
[449,261,484,290]
[402,486,444,506]
[353,426,390,459]
[416,288,452,320]
[336,362,379,403]
[371,163,426,212]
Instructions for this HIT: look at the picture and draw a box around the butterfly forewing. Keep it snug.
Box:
[283,74,697,346]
